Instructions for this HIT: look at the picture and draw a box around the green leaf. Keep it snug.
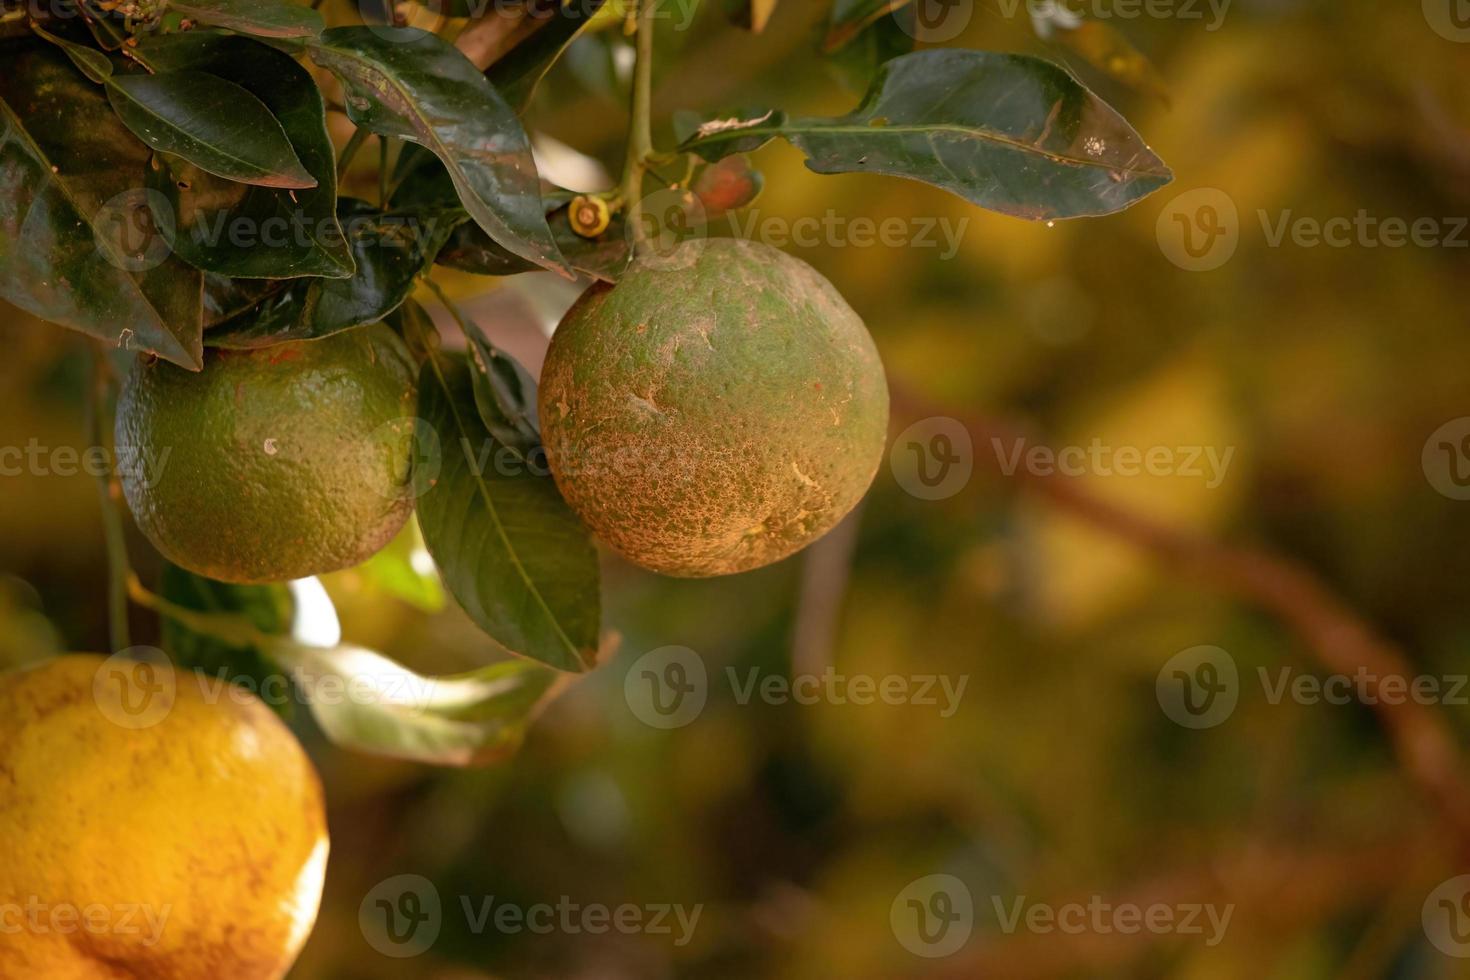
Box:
[269,639,567,766]
[309,27,572,277]
[204,198,454,346]
[428,290,542,455]
[391,147,631,281]
[160,563,297,718]
[79,0,129,51]
[30,23,114,83]
[134,33,353,279]
[106,69,318,189]
[0,47,203,369]
[416,354,600,673]
[680,49,1174,220]
[169,0,325,39]
[485,0,611,113]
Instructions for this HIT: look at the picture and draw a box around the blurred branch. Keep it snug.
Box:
[791,503,864,677]
[454,4,540,71]
[929,836,1433,979]
[891,387,1470,865]
[86,349,130,653]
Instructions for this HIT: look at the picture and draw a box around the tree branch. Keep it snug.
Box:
[892,387,1470,863]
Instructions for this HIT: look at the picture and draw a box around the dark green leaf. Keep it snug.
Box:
[0,47,203,369]
[107,69,317,189]
[430,290,542,454]
[169,0,325,39]
[205,198,454,347]
[416,354,600,673]
[30,23,113,83]
[271,638,566,766]
[135,33,352,279]
[160,563,297,718]
[681,50,1174,220]
[486,0,610,113]
[79,1,129,51]
[391,146,630,281]
[309,27,571,277]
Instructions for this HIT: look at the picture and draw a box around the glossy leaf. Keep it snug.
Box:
[79,1,129,51]
[0,48,203,369]
[169,0,325,39]
[486,0,611,113]
[271,639,566,766]
[430,291,542,454]
[309,27,571,277]
[416,354,600,673]
[391,145,632,281]
[30,23,113,83]
[135,33,353,279]
[205,198,455,346]
[106,70,317,189]
[680,49,1173,220]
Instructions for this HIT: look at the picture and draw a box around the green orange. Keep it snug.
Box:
[115,325,418,584]
[538,238,889,577]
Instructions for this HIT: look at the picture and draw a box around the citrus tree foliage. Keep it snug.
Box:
[0,0,1170,764]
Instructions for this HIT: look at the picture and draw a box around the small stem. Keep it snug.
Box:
[378,135,390,207]
[127,575,269,649]
[86,349,131,652]
[621,0,658,243]
[337,127,369,179]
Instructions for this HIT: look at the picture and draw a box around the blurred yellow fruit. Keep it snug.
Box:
[0,655,328,979]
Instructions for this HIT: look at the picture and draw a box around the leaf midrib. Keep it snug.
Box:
[107,74,307,184]
[693,119,1171,178]
[424,352,589,671]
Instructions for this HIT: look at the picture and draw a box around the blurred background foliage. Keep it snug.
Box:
[4,0,1470,975]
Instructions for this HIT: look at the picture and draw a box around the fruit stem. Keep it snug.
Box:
[620,0,658,243]
[127,574,269,649]
[86,348,131,653]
